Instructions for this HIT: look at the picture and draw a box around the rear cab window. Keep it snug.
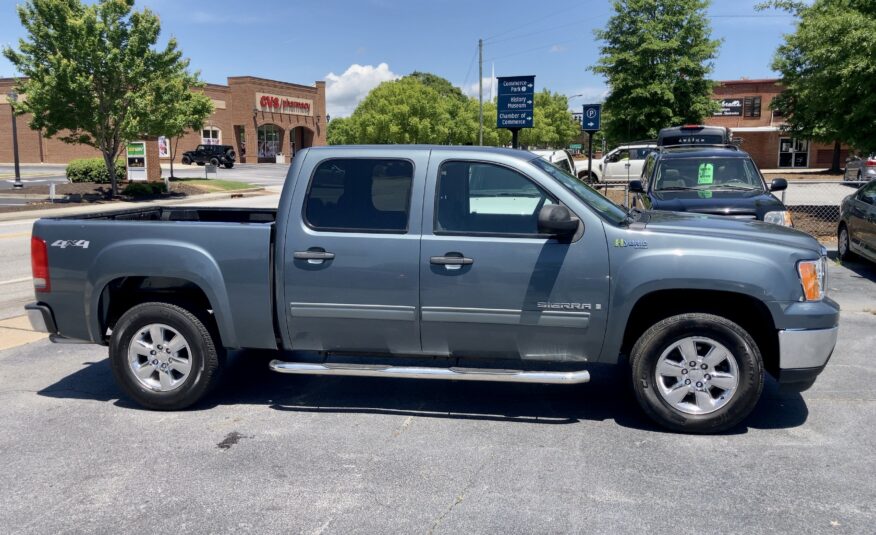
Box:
[304,158,414,233]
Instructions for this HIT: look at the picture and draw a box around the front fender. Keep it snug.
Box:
[84,239,238,347]
[599,246,797,363]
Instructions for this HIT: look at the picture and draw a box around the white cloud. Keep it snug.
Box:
[459,76,497,99]
[325,63,399,118]
[567,86,609,107]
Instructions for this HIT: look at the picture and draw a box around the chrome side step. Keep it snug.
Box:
[268,361,590,384]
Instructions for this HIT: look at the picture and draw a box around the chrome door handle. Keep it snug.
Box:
[430,255,473,266]
[294,249,335,263]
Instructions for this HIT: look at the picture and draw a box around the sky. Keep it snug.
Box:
[0,0,800,118]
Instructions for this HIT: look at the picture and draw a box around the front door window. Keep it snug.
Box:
[779,138,809,168]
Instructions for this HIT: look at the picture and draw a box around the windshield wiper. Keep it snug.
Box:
[657,186,701,191]
[709,184,760,191]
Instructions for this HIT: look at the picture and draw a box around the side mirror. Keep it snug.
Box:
[770,178,788,192]
[538,204,579,238]
[628,180,645,193]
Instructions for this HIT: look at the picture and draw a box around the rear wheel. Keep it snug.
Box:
[180,155,191,165]
[110,302,223,410]
[630,313,763,433]
[838,223,856,261]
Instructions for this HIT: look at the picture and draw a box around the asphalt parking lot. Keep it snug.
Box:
[0,253,873,533]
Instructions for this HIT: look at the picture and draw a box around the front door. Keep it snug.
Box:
[779,138,809,168]
[419,158,610,361]
[282,152,427,354]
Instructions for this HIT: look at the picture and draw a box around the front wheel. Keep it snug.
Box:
[630,313,763,433]
[110,302,223,410]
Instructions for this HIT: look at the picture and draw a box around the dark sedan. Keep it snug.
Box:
[838,179,876,263]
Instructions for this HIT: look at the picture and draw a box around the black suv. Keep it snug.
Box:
[629,146,793,226]
[181,145,236,168]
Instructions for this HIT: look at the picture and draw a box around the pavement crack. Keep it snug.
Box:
[427,454,491,534]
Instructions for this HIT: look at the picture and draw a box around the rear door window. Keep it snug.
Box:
[305,159,414,233]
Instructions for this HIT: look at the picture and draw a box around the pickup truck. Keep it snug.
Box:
[25,146,839,433]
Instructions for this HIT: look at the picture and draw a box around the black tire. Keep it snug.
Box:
[630,313,764,434]
[209,157,220,167]
[110,302,223,410]
[196,162,205,166]
[838,223,857,261]
[224,163,234,169]
[225,148,236,160]
[180,155,192,165]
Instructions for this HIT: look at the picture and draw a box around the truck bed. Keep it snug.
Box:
[57,206,277,224]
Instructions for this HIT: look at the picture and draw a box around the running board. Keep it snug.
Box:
[268,361,590,384]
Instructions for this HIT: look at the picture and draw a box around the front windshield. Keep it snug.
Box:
[653,157,764,191]
[530,157,628,224]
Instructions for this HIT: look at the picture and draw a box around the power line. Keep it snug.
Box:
[461,44,478,91]
[483,0,584,42]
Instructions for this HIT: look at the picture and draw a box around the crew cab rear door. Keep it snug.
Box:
[281,149,428,354]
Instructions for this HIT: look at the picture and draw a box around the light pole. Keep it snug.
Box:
[6,90,23,189]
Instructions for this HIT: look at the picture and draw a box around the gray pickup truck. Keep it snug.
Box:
[26,146,839,433]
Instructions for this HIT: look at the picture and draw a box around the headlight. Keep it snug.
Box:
[797,257,827,301]
[764,210,793,227]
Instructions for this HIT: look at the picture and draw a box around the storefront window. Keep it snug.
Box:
[202,127,221,145]
[779,137,809,168]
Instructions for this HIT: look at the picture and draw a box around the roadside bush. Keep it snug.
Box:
[66,158,126,183]
[122,182,167,197]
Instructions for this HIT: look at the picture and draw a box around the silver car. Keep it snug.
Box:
[844,153,876,182]
[838,179,876,263]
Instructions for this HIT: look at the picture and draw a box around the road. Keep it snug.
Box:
[0,190,874,532]
[0,163,291,191]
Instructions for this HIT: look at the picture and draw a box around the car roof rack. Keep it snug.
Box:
[660,144,740,150]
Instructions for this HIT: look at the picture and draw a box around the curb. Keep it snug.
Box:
[0,187,267,222]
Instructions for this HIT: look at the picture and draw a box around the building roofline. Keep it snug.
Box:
[226,75,321,92]
[716,78,781,86]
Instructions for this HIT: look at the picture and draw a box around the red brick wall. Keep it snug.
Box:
[0,76,327,165]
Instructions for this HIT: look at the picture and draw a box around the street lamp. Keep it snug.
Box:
[6,90,23,189]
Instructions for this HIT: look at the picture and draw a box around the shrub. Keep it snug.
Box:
[66,158,126,183]
[122,181,167,197]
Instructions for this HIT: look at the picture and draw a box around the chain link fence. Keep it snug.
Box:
[592,179,867,242]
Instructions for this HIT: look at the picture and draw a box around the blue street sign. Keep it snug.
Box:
[581,103,601,132]
[497,75,535,129]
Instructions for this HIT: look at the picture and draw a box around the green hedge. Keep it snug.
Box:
[122,181,167,197]
[66,158,127,183]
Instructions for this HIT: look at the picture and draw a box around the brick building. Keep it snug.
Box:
[0,75,327,165]
[707,78,845,170]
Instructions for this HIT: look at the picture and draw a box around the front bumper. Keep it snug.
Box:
[777,326,838,389]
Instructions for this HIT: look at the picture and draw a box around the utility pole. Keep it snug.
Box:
[478,38,483,146]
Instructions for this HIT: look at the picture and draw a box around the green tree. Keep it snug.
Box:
[516,90,580,148]
[592,0,721,142]
[140,76,214,180]
[760,0,876,170]
[327,75,478,145]
[4,0,211,196]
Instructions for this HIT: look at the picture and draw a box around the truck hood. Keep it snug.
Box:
[639,210,822,254]
[649,189,784,218]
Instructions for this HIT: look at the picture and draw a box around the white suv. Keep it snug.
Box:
[575,142,656,182]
